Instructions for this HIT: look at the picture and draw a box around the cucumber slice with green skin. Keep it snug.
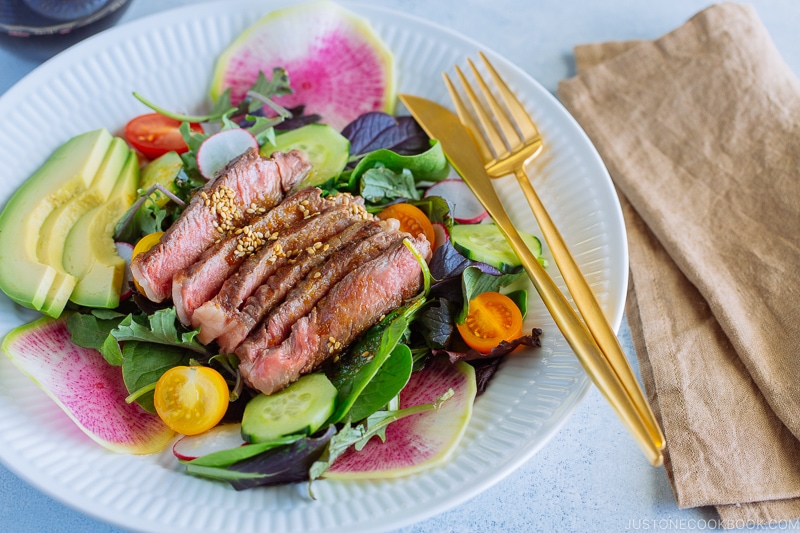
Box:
[450,223,545,273]
[261,124,350,188]
[241,373,337,443]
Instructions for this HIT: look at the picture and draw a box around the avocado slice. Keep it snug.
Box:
[36,138,131,316]
[0,129,114,315]
[63,151,140,308]
[139,150,183,208]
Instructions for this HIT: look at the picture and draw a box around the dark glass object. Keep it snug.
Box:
[0,0,133,61]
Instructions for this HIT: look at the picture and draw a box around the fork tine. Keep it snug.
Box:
[466,57,522,149]
[454,64,510,160]
[479,51,539,141]
[443,72,495,165]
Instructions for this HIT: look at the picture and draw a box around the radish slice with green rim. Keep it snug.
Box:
[210,2,395,131]
[115,241,134,300]
[325,357,476,479]
[2,316,175,454]
[173,423,246,461]
[424,179,488,224]
[196,129,258,180]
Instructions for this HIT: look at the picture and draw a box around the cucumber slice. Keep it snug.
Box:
[261,124,350,187]
[241,373,337,443]
[450,223,545,273]
[140,151,183,207]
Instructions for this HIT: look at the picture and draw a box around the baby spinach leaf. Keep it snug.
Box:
[349,140,449,187]
[121,341,194,413]
[347,343,413,422]
[327,298,424,424]
[67,311,126,366]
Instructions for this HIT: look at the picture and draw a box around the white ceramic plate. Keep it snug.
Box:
[0,1,627,531]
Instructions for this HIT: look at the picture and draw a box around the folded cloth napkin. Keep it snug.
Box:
[557,3,800,528]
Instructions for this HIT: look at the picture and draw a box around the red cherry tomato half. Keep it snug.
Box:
[124,113,203,160]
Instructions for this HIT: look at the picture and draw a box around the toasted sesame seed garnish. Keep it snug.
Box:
[313,272,322,278]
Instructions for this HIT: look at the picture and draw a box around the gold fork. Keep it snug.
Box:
[444,52,665,457]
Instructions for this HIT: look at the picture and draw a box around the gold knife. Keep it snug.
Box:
[399,93,664,467]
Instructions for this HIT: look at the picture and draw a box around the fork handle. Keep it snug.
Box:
[488,201,663,466]
[513,167,665,451]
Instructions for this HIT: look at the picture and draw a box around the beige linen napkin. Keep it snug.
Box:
[557,3,800,527]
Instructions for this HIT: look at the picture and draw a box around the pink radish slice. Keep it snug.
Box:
[431,221,449,252]
[424,179,488,224]
[325,357,476,479]
[210,2,395,132]
[2,316,175,454]
[115,241,134,300]
[173,423,246,461]
[196,129,258,180]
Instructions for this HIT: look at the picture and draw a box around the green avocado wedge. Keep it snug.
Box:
[0,129,114,315]
[63,151,140,308]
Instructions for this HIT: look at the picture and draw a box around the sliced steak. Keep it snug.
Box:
[236,227,404,362]
[192,199,370,345]
[130,149,310,302]
[172,187,329,326]
[220,219,384,355]
[239,234,432,396]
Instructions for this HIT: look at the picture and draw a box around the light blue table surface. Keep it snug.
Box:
[1,1,798,532]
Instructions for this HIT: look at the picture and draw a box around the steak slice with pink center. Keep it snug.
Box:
[236,226,404,362]
[223,219,386,355]
[193,199,370,346]
[239,235,432,396]
[130,148,310,303]
[172,187,330,326]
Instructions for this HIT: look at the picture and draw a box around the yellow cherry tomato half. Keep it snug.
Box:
[131,231,164,293]
[456,291,524,354]
[154,365,229,435]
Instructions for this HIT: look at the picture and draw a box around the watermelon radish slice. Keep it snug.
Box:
[210,2,395,132]
[325,357,476,479]
[425,179,488,224]
[196,128,258,180]
[173,423,246,461]
[2,316,175,454]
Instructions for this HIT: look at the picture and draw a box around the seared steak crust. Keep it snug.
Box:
[239,235,432,396]
[130,149,310,302]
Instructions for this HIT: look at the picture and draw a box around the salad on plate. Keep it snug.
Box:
[0,0,546,493]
